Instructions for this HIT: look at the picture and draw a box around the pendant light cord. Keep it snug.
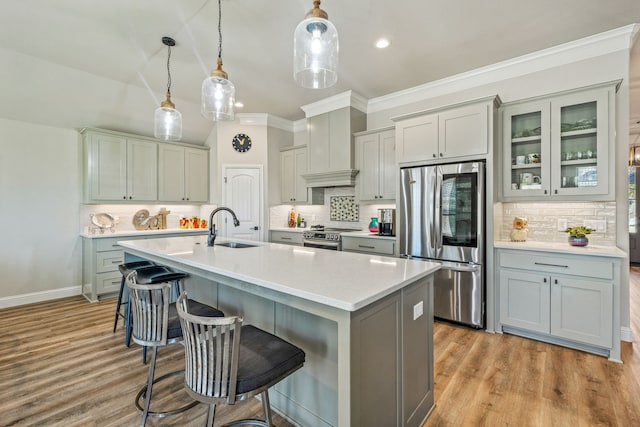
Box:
[218,0,223,60]
[166,43,172,95]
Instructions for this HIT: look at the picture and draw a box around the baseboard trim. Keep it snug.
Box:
[621,326,634,343]
[0,286,82,309]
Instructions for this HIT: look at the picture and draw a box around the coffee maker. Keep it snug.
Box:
[378,208,395,236]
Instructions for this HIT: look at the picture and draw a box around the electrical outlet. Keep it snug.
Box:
[557,218,568,231]
[413,301,423,320]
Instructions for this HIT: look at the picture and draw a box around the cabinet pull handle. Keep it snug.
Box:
[111,280,121,285]
[554,279,559,285]
[358,245,376,249]
[534,262,568,268]
[111,260,121,264]
[112,244,119,248]
[554,189,558,194]
[543,278,547,283]
[281,237,292,240]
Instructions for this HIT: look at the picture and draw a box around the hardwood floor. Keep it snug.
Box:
[1,270,639,426]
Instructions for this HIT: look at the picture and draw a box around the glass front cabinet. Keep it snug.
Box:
[502,82,618,200]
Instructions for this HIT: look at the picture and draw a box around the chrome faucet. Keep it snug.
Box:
[207,207,240,246]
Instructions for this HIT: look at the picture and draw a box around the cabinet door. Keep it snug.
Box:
[502,101,551,198]
[89,133,127,200]
[356,133,382,201]
[280,150,295,203]
[499,270,550,333]
[158,144,185,201]
[185,148,209,202]
[126,138,157,201]
[379,130,396,200]
[293,147,308,203]
[550,276,612,348]
[395,113,438,163]
[550,88,609,197]
[438,102,488,159]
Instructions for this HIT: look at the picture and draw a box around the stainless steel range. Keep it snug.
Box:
[302,225,361,250]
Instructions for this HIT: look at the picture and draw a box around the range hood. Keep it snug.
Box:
[300,91,367,188]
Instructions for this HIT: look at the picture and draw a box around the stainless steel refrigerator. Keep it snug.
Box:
[399,161,485,328]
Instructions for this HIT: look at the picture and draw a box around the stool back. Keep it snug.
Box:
[126,271,171,347]
[176,292,243,404]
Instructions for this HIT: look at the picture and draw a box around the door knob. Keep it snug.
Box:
[251,226,259,230]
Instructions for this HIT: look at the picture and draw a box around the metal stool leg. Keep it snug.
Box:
[141,346,157,426]
[113,276,126,333]
[262,390,273,427]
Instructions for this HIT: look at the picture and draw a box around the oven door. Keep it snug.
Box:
[303,240,340,250]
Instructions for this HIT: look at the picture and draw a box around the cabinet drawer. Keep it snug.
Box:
[270,231,303,246]
[342,237,395,255]
[96,238,123,252]
[96,250,124,273]
[96,271,123,295]
[498,250,613,280]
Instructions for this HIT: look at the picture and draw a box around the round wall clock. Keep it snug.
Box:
[232,133,252,153]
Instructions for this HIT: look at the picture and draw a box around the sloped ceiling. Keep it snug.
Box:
[0,0,638,143]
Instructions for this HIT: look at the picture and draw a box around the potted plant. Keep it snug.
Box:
[564,225,594,247]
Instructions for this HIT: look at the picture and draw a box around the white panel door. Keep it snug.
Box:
[222,166,262,241]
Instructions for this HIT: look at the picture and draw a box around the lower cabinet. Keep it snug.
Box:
[269,230,304,246]
[342,235,396,256]
[497,248,619,360]
[82,232,206,301]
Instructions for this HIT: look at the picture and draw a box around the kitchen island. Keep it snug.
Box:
[119,235,440,427]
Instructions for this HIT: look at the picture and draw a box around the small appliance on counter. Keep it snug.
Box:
[378,208,396,236]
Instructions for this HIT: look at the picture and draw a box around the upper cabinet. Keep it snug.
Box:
[158,145,209,203]
[392,96,499,164]
[355,127,396,201]
[502,81,619,201]
[84,130,157,202]
[82,128,209,204]
[280,145,308,203]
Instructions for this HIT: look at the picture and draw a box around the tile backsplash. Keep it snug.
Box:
[499,201,617,246]
[270,187,394,230]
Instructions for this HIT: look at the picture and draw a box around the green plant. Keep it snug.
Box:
[564,225,594,237]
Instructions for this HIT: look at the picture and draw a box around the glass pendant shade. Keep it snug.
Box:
[201,69,236,121]
[154,97,182,141]
[294,11,338,89]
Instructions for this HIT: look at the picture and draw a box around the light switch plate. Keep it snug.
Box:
[413,301,423,320]
[557,219,568,231]
[584,219,606,232]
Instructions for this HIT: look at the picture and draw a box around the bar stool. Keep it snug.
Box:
[176,292,306,427]
[126,272,225,426]
[113,261,155,334]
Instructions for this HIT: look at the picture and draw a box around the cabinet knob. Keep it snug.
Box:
[123,196,126,200]
[544,190,548,195]
[129,196,132,200]
[186,197,189,201]
[439,153,443,157]
[543,278,547,283]
[432,153,437,158]
[554,279,558,285]
[554,189,557,194]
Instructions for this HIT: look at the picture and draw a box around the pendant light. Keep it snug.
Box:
[154,37,182,141]
[293,0,339,89]
[201,0,235,121]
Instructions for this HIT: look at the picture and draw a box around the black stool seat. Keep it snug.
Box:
[235,325,306,394]
[167,300,224,339]
[134,265,188,284]
[118,260,155,277]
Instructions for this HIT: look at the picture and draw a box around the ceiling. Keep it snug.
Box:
[0,0,639,142]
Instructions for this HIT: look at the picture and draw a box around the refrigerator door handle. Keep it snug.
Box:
[438,260,481,272]
[435,166,443,251]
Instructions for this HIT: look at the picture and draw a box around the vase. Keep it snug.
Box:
[368,217,379,233]
[568,235,589,247]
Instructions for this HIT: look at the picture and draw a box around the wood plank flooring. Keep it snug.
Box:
[1,269,639,426]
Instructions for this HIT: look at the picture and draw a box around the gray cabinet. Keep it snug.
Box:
[497,248,619,360]
[280,146,308,203]
[342,235,395,256]
[501,81,618,201]
[355,127,396,201]
[82,231,206,301]
[158,144,209,202]
[393,97,498,164]
[83,130,157,202]
[269,230,304,246]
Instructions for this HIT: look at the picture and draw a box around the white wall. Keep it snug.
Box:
[0,118,81,305]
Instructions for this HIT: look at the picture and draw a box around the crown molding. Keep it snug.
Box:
[236,113,295,132]
[293,119,307,133]
[300,90,368,117]
[368,24,639,114]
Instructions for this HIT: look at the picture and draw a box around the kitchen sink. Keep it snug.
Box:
[215,242,257,249]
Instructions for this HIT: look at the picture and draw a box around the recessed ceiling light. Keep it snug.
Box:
[375,38,391,49]
[234,101,244,108]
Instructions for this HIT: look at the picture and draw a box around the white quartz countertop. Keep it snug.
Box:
[118,235,440,311]
[81,228,207,239]
[341,230,397,240]
[494,240,626,258]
